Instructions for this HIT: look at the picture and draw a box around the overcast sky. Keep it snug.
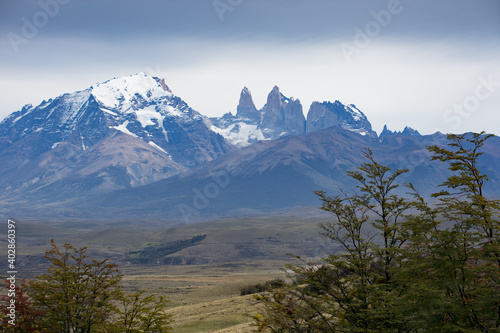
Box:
[1,0,499,135]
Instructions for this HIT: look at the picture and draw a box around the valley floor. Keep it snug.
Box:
[120,261,291,332]
[1,216,331,332]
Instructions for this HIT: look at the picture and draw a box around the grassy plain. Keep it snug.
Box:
[0,214,336,332]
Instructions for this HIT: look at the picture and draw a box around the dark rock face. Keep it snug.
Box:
[306,101,376,137]
[212,85,383,146]
[260,86,306,139]
[380,125,421,137]
[402,127,420,136]
[260,86,283,132]
[212,86,376,146]
[236,87,260,124]
[210,86,306,147]
[283,98,306,136]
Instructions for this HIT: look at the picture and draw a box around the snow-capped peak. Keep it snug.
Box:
[91,72,172,109]
[88,72,193,140]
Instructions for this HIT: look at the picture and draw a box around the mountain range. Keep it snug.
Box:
[1,72,498,222]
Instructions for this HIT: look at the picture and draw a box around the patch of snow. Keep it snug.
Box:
[356,130,368,136]
[211,122,265,147]
[134,106,165,127]
[202,116,214,129]
[148,141,171,158]
[111,121,138,138]
[163,128,169,143]
[100,108,118,116]
[80,135,87,150]
[51,142,61,149]
[11,105,34,124]
[12,115,24,123]
[343,124,368,136]
[346,104,363,121]
[163,104,184,117]
[58,90,92,125]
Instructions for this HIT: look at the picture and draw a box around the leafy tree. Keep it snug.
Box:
[28,240,122,332]
[114,289,172,333]
[399,132,500,331]
[256,132,500,332]
[256,149,412,332]
[23,240,173,333]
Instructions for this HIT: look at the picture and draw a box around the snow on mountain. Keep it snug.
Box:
[211,122,265,147]
[91,72,171,109]
[13,72,229,166]
[89,72,197,145]
[345,104,363,121]
[0,71,422,208]
[306,101,377,137]
[211,86,305,147]
[90,72,197,143]
[3,72,499,220]
[210,87,266,147]
[211,86,377,147]
[0,72,231,200]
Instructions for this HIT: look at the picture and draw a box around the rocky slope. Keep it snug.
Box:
[0,72,231,199]
[306,101,376,137]
[211,86,375,147]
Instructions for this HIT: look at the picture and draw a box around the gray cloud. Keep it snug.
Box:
[1,0,499,43]
[1,0,499,135]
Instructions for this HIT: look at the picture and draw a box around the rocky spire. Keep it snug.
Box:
[379,125,421,138]
[236,87,260,123]
[260,86,305,139]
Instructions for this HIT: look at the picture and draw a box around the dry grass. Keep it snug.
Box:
[118,262,287,332]
[2,216,333,331]
[166,295,259,333]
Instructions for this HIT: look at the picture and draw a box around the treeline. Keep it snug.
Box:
[255,132,500,332]
[128,235,207,264]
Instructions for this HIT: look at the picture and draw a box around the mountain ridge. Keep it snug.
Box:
[1,72,498,222]
[211,85,378,147]
[0,72,231,200]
